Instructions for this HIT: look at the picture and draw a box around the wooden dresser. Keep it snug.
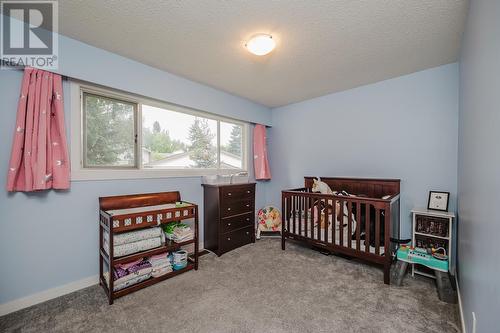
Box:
[202,183,256,256]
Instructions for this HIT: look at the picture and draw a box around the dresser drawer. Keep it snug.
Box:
[220,226,254,254]
[221,213,254,233]
[221,198,254,218]
[221,185,255,201]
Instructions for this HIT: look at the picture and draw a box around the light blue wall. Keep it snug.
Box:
[266,63,459,239]
[458,1,500,332]
[0,37,270,303]
[0,14,271,126]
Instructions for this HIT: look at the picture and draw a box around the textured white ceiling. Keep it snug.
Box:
[58,0,468,107]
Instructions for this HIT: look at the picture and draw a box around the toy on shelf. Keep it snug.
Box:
[396,245,448,272]
[392,244,456,303]
[256,206,282,239]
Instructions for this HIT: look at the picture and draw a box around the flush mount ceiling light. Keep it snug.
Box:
[245,34,276,56]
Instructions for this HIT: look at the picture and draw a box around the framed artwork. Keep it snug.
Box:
[427,191,450,211]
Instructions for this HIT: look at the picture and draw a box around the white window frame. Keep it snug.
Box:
[70,81,249,181]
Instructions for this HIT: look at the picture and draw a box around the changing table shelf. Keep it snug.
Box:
[103,263,196,299]
[99,191,199,304]
[109,239,196,265]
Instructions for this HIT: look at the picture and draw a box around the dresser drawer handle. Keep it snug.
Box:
[228,192,232,196]
[246,190,250,194]
[246,231,249,235]
[245,204,250,207]
[227,237,231,241]
[227,223,231,226]
[227,208,231,211]
[246,217,250,221]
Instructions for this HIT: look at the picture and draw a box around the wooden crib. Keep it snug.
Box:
[281,177,401,284]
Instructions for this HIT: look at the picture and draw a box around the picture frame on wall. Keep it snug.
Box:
[427,191,450,212]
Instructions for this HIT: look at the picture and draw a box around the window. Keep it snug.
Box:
[141,104,218,169]
[220,121,243,169]
[82,93,137,168]
[71,83,248,180]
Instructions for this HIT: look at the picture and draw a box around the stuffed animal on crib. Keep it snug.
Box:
[312,177,334,195]
[312,177,341,220]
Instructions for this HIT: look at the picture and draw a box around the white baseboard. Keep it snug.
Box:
[0,246,206,317]
[0,275,98,317]
[456,278,466,333]
[0,242,204,316]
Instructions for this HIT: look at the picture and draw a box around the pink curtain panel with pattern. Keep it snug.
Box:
[253,124,271,180]
[6,67,70,192]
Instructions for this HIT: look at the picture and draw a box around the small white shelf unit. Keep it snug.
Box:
[411,208,455,279]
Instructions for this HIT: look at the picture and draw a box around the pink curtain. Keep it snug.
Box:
[253,124,271,180]
[6,67,70,192]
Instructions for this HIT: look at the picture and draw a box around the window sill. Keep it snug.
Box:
[70,168,247,181]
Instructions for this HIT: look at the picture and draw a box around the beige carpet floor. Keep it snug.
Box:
[0,239,460,333]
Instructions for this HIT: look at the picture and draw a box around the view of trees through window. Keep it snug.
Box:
[220,121,243,169]
[83,93,136,167]
[141,105,243,169]
[83,91,245,170]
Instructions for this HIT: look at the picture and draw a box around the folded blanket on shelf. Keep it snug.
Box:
[163,222,194,243]
[113,258,145,279]
[148,252,173,277]
[172,226,194,242]
[150,253,170,266]
[104,265,153,289]
[103,227,163,246]
[122,259,152,274]
[103,236,163,257]
[114,267,152,286]
[114,273,151,291]
[151,259,170,267]
[150,252,168,261]
[152,265,172,278]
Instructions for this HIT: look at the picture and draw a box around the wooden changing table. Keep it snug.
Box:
[99,191,199,304]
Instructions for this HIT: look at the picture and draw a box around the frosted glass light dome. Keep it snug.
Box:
[245,34,276,56]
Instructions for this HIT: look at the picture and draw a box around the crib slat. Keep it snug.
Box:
[293,195,297,235]
[356,202,361,251]
[299,196,305,235]
[317,199,321,241]
[339,199,344,247]
[287,196,291,235]
[331,199,336,246]
[323,199,328,243]
[347,201,352,249]
[331,199,336,245]
[309,197,313,239]
[304,195,309,237]
[375,208,380,255]
[365,203,371,253]
[296,195,300,235]
[310,197,314,240]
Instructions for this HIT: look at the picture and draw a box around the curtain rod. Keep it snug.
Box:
[1,61,68,79]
